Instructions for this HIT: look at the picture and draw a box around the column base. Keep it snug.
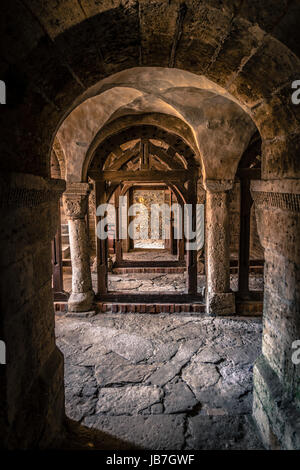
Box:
[253,355,300,450]
[66,310,96,318]
[206,292,236,315]
[67,291,95,312]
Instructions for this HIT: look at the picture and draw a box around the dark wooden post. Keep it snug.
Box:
[115,185,123,264]
[164,189,172,251]
[170,191,176,255]
[140,139,150,170]
[95,180,108,295]
[238,177,252,298]
[52,200,68,300]
[186,178,198,295]
[178,199,185,261]
[128,187,134,250]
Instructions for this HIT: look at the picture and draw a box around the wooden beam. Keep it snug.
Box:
[238,178,252,298]
[108,142,140,170]
[89,169,191,182]
[148,142,182,169]
[95,181,108,295]
[186,178,198,295]
[140,140,150,170]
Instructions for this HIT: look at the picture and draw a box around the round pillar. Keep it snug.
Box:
[251,179,300,450]
[63,183,94,312]
[204,179,235,315]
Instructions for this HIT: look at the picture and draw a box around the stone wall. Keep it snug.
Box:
[132,189,166,243]
[251,180,300,450]
[0,173,65,448]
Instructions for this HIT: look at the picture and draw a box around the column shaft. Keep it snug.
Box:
[251,179,300,450]
[63,183,94,312]
[205,180,235,315]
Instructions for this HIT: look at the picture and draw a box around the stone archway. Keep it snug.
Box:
[1,1,299,449]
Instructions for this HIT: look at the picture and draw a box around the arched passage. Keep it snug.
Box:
[1,1,299,450]
[85,125,201,302]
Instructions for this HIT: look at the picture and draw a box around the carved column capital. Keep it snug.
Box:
[63,182,92,219]
[204,179,234,193]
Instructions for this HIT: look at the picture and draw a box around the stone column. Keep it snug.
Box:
[63,183,94,312]
[204,179,235,315]
[0,173,66,448]
[251,179,300,450]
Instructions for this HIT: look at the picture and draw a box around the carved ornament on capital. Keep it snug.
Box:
[63,183,92,219]
[204,179,234,193]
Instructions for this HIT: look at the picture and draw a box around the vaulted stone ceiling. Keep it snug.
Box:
[1,0,300,179]
[55,67,256,182]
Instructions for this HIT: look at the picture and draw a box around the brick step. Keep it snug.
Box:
[54,301,262,316]
[97,302,206,314]
[236,300,263,316]
[54,302,205,314]
[112,267,186,274]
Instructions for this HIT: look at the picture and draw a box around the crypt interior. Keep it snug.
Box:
[0,0,299,450]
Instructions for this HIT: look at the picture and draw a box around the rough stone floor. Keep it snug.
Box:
[122,249,178,262]
[56,313,264,450]
[133,240,165,250]
[63,271,263,294]
[107,273,263,293]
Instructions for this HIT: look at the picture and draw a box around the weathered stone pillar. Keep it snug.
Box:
[0,173,66,448]
[251,179,300,450]
[204,179,235,315]
[63,183,94,312]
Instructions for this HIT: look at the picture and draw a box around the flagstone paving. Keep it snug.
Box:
[56,313,264,450]
[63,269,263,294]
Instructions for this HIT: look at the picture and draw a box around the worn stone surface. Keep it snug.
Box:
[96,386,163,415]
[64,269,264,295]
[105,332,154,363]
[56,313,263,449]
[83,414,186,450]
[186,415,264,450]
[2,0,300,451]
[182,362,221,391]
[95,353,155,386]
[164,381,198,414]
[64,364,98,422]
